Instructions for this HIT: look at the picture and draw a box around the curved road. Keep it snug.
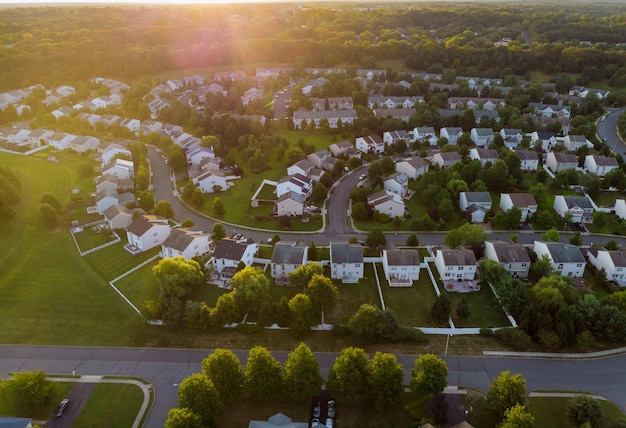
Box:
[1,345,625,428]
[597,107,626,158]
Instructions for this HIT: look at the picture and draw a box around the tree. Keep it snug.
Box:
[213,197,225,217]
[40,193,61,212]
[352,202,368,221]
[40,203,59,228]
[445,223,489,248]
[288,293,314,336]
[153,257,204,300]
[500,404,536,428]
[424,393,449,426]
[327,347,370,405]
[153,200,174,218]
[504,206,523,229]
[485,370,527,421]
[211,222,226,245]
[528,183,547,205]
[201,349,243,404]
[348,303,394,341]
[231,266,271,316]
[165,407,203,428]
[178,374,222,428]
[311,182,328,204]
[244,346,283,399]
[565,395,602,428]
[430,294,452,324]
[366,228,387,250]
[4,370,58,416]
[456,296,470,319]
[212,292,240,326]
[305,274,338,326]
[569,231,583,246]
[406,234,419,246]
[368,352,404,412]
[288,263,324,289]
[409,354,448,396]
[283,343,323,400]
[542,228,560,242]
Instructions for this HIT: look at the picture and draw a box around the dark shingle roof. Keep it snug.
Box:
[271,241,307,264]
[384,249,420,266]
[330,242,363,264]
[487,241,530,264]
[213,238,255,261]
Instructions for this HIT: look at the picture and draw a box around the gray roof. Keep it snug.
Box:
[384,249,420,266]
[608,250,626,267]
[126,215,167,237]
[516,150,538,160]
[103,204,131,221]
[563,195,593,210]
[213,238,255,261]
[540,242,585,263]
[487,241,530,264]
[271,241,307,264]
[463,192,492,203]
[474,148,499,159]
[589,155,618,166]
[439,249,477,265]
[162,228,207,251]
[552,152,578,163]
[330,242,364,264]
[400,157,428,169]
[277,191,304,204]
[506,193,537,207]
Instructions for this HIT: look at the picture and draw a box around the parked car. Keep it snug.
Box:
[54,399,70,418]
[325,417,334,428]
[313,401,321,418]
[359,174,367,180]
[327,400,335,418]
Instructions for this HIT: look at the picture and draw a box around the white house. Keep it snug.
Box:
[69,135,100,153]
[211,237,258,282]
[587,248,626,287]
[484,240,531,278]
[95,189,120,215]
[287,159,315,177]
[292,110,357,129]
[307,149,332,169]
[616,199,626,220]
[276,173,312,199]
[500,193,538,222]
[584,155,619,177]
[469,148,499,166]
[48,132,75,151]
[196,170,227,193]
[533,241,586,278]
[383,173,409,196]
[276,192,304,217]
[545,152,578,174]
[329,140,356,159]
[103,204,133,230]
[330,242,364,283]
[367,190,405,218]
[382,249,420,286]
[102,158,134,180]
[500,128,523,150]
[459,192,492,223]
[434,247,477,281]
[125,215,171,254]
[271,241,308,284]
[470,128,495,147]
[383,130,411,146]
[395,157,429,180]
[439,127,463,145]
[432,152,461,169]
[355,135,385,154]
[516,150,539,172]
[412,127,438,146]
[186,146,216,166]
[528,103,571,119]
[564,135,591,151]
[101,143,132,166]
[161,228,210,260]
[553,195,594,224]
[530,131,557,151]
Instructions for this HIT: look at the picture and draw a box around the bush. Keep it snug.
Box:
[494,328,532,350]
[480,328,494,336]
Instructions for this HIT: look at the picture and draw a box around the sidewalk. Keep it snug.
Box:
[483,346,626,359]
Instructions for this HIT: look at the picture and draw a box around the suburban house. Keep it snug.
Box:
[0,418,33,428]
[70,135,100,153]
[186,146,216,166]
[500,193,538,222]
[545,152,578,174]
[553,195,594,224]
[530,131,557,151]
[367,190,405,218]
[355,135,385,154]
[569,86,610,100]
[311,97,353,111]
[276,173,312,199]
[500,128,523,150]
[95,189,120,214]
[367,96,422,109]
[330,242,364,283]
[412,127,438,146]
[584,155,619,177]
[469,148,499,166]
[356,69,386,80]
[484,240,531,278]
[100,143,132,166]
[292,110,357,129]
[616,199,626,220]
[301,77,330,96]
[459,192,492,223]
[161,227,211,260]
[103,204,133,230]
[383,130,411,146]
[516,150,539,172]
[432,151,461,169]
[125,215,171,254]
[383,173,409,196]
[102,158,134,180]
[195,170,228,193]
[447,97,505,110]
[533,241,586,277]
[528,103,571,119]
[470,128,495,147]
[373,108,414,123]
[287,159,315,177]
[434,247,477,281]
[382,249,420,286]
[587,248,626,287]
[564,134,592,151]
[329,140,356,159]
[271,241,308,284]
[48,132,75,150]
[276,192,304,217]
[307,149,332,169]
[439,127,463,145]
[211,237,258,283]
[395,157,429,180]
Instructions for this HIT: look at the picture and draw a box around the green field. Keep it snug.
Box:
[445,285,511,328]
[0,380,75,420]
[380,272,442,327]
[73,383,144,428]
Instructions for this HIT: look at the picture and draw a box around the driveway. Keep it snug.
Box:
[44,382,96,428]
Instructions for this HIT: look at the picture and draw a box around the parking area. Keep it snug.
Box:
[44,383,96,428]
[311,391,336,427]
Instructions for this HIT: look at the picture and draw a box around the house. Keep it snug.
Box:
[484,241,531,278]
[530,131,557,151]
[569,86,610,100]
[103,204,133,230]
[439,127,463,145]
[469,148,499,166]
[292,109,357,129]
[70,135,100,153]
[211,237,258,282]
[48,132,75,151]
[307,149,331,169]
[564,135,591,151]
[248,412,307,428]
[330,242,364,283]
[271,241,308,283]
[329,140,356,159]
[459,192,492,223]
[500,193,538,222]
[355,135,385,154]
[95,189,120,214]
[186,146,216,166]
[383,130,411,146]
[383,173,409,196]
[161,228,210,260]
[102,158,134,180]
[276,173,312,199]
[196,170,227,193]
[584,155,619,177]
[287,159,315,177]
[516,150,539,172]
[368,96,422,109]
[395,157,429,180]
[616,199,626,220]
[241,87,263,106]
[356,69,386,80]
[309,97,353,110]
[367,190,405,218]
[587,248,626,287]
[25,129,54,147]
[528,103,571,119]
[500,129,523,150]
[411,127,438,146]
[382,249,420,286]
[533,241,586,277]
[447,97,506,110]
[373,108,414,123]
[125,215,170,254]
[470,128,495,147]
[432,152,461,169]
[545,152,578,174]
[0,418,33,428]
[101,143,132,166]
[553,195,594,224]
[434,247,477,281]
[276,191,304,217]
[301,77,330,96]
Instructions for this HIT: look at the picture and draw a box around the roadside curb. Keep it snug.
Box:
[483,346,626,359]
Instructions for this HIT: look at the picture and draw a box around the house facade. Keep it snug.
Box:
[271,241,308,284]
[355,135,385,154]
[484,240,531,278]
[545,152,578,174]
[382,249,420,286]
[469,148,499,166]
[161,228,210,260]
[211,237,258,282]
[439,127,463,145]
[470,128,495,147]
[533,241,586,277]
[395,157,429,180]
[553,195,594,223]
[516,150,539,172]
[459,192,492,223]
[587,248,626,287]
[125,215,170,254]
[367,190,405,218]
[500,193,538,222]
[432,152,461,169]
[276,192,304,217]
[330,242,364,283]
[383,173,409,196]
[584,155,618,177]
[434,248,477,281]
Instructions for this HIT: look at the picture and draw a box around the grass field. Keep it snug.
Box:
[381,272,442,327]
[72,227,119,254]
[331,263,383,324]
[0,380,75,420]
[445,285,511,328]
[73,383,144,428]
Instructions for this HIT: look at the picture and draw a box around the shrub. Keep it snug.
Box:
[494,328,532,350]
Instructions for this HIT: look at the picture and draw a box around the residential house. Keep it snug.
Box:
[382,249,420,286]
[459,192,492,223]
[211,237,258,282]
[500,129,523,150]
[161,228,210,260]
[528,103,571,119]
[214,70,246,82]
[432,151,461,169]
[383,130,410,146]
[26,129,54,147]
[102,158,134,180]
[367,190,405,218]
[553,195,594,224]
[412,126,438,146]
[500,193,538,222]
[587,248,626,287]
[383,173,409,196]
[531,131,557,151]
[395,157,429,180]
[484,240,531,278]
[125,215,170,254]
[516,150,540,172]
[101,143,132,166]
[0,417,33,428]
[103,204,133,230]
[569,86,610,100]
[447,97,506,110]
[241,87,263,106]
[329,140,356,159]
[372,108,414,123]
[271,241,308,283]
[95,189,120,214]
[309,97,353,110]
[533,241,586,277]
[196,170,227,193]
[307,149,331,169]
[186,146,216,166]
[584,155,619,177]
[439,127,463,145]
[545,152,578,174]
[48,132,75,151]
[287,159,315,177]
[330,242,364,283]
[367,96,422,109]
[70,135,100,153]
[276,173,312,199]
[356,69,386,80]
[355,135,385,154]
[276,192,304,217]
[292,110,357,129]
[615,199,626,220]
[470,128,495,147]
[564,135,591,151]
[434,247,478,281]
[301,77,330,96]
[469,148,499,166]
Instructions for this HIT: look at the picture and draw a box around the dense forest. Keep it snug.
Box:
[2,3,626,91]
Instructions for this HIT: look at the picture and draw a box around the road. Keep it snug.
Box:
[597,107,626,158]
[2,345,625,428]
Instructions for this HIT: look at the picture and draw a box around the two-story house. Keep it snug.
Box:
[500,193,538,222]
[469,148,499,166]
[553,195,594,224]
[434,247,477,281]
[533,241,586,277]
[516,150,539,172]
[459,192,492,223]
[367,190,405,218]
[484,240,531,278]
[382,249,420,286]
[271,241,308,284]
[584,155,619,177]
[395,157,429,180]
[161,228,211,260]
[545,152,578,174]
[330,242,364,283]
[211,237,258,283]
[587,248,626,287]
[470,128,495,147]
[383,173,409,196]
[432,152,461,169]
[125,215,170,254]
[439,127,464,145]
[355,135,385,154]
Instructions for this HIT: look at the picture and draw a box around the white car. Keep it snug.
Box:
[325,418,333,428]
[359,174,367,180]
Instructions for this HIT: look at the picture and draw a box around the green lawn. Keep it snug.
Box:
[73,383,144,428]
[332,263,383,323]
[381,272,442,327]
[72,227,119,253]
[445,285,511,328]
[593,191,626,208]
[113,259,161,309]
[527,396,626,428]
[0,380,75,419]
[82,238,160,281]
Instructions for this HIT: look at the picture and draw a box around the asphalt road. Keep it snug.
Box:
[2,345,625,428]
[597,107,626,158]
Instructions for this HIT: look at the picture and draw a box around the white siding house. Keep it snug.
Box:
[459,192,492,223]
[432,152,461,169]
[533,241,586,278]
[545,152,578,174]
[516,150,539,172]
[484,241,531,278]
[367,190,405,218]
[271,241,308,284]
[276,192,304,217]
[500,193,538,222]
[584,155,619,177]
[470,128,495,147]
[434,248,477,281]
[161,228,210,260]
[553,195,594,224]
[587,248,626,287]
[395,157,429,180]
[330,242,364,283]
[355,135,385,154]
[382,249,420,286]
[439,127,463,145]
[125,215,170,254]
[211,238,258,282]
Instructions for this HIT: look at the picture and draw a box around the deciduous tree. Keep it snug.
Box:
[283,343,323,400]
[565,395,602,428]
[165,407,203,428]
[201,349,243,404]
[327,347,370,405]
[500,404,535,428]
[177,374,222,428]
[409,354,448,396]
[289,263,324,289]
[231,266,271,317]
[244,346,283,399]
[4,370,57,416]
[366,228,387,250]
[305,274,338,326]
[288,293,314,336]
[153,200,174,218]
[485,370,527,421]
[368,352,404,412]
[445,223,489,248]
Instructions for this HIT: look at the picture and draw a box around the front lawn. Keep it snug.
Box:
[73,383,144,428]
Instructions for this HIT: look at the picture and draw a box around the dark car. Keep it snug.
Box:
[54,398,70,418]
